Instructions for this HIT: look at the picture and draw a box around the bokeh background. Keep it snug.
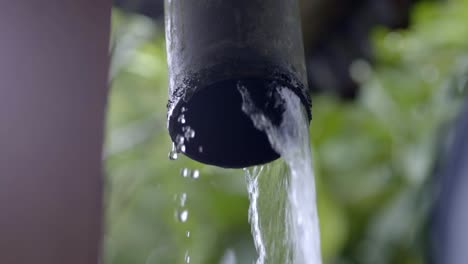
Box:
[104,0,468,263]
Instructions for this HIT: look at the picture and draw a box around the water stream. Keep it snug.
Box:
[240,85,322,264]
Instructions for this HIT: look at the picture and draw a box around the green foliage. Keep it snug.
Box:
[105,1,468,263]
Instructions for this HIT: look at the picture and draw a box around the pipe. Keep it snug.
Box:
[165,0,310,168]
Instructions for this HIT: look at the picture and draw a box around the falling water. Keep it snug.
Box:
[240,84,322,264]
[245,166,267,264]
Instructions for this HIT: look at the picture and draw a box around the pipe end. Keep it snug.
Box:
[169,78,309,168]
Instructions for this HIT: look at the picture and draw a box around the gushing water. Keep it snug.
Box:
[240,84,322,264]
[245,166,267,264]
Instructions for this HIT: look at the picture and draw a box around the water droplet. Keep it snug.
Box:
[184,251,191,263]
[186,231,191,238]
[178,209,189,222]
[191,170,200,179]
[175,135,186,153]
[198,146,203,153]
[178,114,186,124]
[181,168,190,178]
[179,144,186,153]
[169,143,178,160]
[180,193,187,207]
[184,128,195,139]
[176,135,185,145]
[181,106,187,113]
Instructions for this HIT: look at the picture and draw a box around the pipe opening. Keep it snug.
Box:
[168,78,297,168]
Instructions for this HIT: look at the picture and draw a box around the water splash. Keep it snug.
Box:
[240,84,322,264]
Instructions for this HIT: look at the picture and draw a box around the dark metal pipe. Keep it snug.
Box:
[165,0,310,168]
